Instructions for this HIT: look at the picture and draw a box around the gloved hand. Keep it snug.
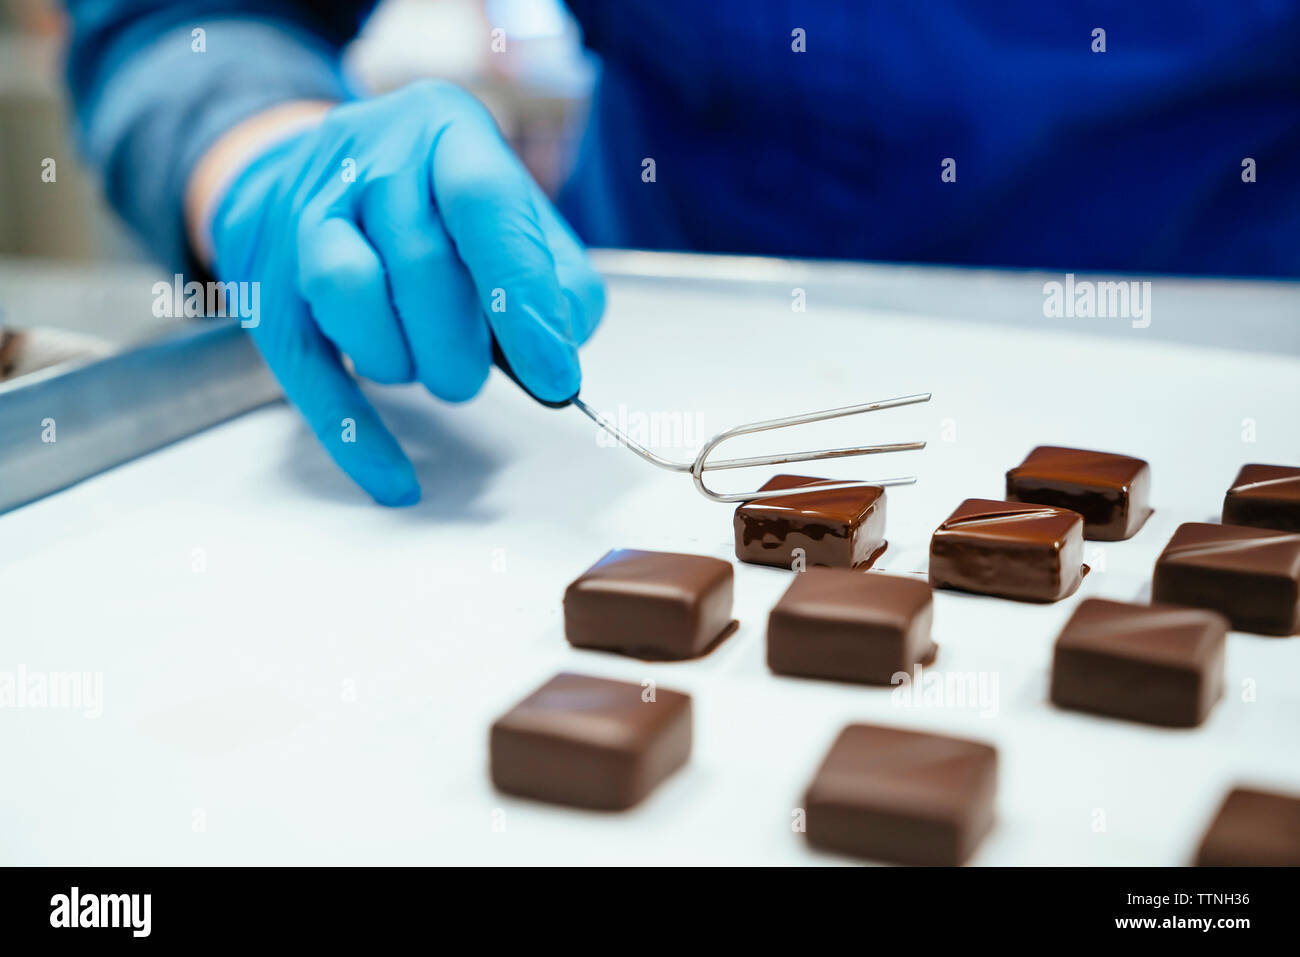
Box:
[207,81,605,506]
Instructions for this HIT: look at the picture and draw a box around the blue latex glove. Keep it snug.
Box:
[209,81,605,506]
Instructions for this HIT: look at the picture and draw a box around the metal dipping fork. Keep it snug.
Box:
[493,341,931,503]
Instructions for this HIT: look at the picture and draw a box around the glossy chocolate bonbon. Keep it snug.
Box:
[1152,522,1300,635]
[803,723,997,866]
[1006,445,1151,540]
[929,498,1085,602]
[767,568,935,685]
[1050,598,1226,727]
[564,549,737,660]
[1195,787,1300,866]
[734,474,886,570]
[1222,463,1300,532]
[490,672,692,810]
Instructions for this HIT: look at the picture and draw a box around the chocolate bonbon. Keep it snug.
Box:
[734,474,886,569]
[1152,522,1300,635]
[1195,787,1300,866]
[1222,463,1300,532]
[802,723,997,865]
[1050,598,1226,727]
[1005,445,1151,540]
[929,498,1085,602]
[767,568,935,685]
[564,549,736,660]
[490,672,692,810]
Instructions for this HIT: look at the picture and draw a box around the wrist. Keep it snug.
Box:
[185,100,335,268]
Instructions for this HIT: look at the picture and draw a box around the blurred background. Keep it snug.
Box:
[0,0,595,263]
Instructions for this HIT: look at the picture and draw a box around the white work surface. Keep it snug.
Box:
[3,277,1299,866]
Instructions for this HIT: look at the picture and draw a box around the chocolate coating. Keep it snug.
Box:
[803,724,997,866]
[1195,787,1300,866]
[767,569,935,685]
[1050,598,1226,727]
[1152,522,1300,635]
[1222,463,1300,532]
[564,549,736,660]
[1006,445,1151,541]
[734,474,886,570]
[490,672,692,811]
[929,498,1085,602]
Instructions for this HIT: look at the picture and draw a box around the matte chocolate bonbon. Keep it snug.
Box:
[767,568,935,685]
[564,549,736,660]
[929,498,1085,602]
[1152,522,1300,635]
[1195,787,1300,866]
[1222,463,1300,532]
[1050,598,1226,727]
[1005,445,1152,541]
[490,672,692,811]
[734,474,886,570]
[803,723,997,866]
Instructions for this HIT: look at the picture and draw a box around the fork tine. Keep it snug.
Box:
[700,440,926,472]
[689,393,931,502]
[700,476,918,504]
[724,393,932,434]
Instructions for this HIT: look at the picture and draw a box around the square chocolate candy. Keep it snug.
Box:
[734,474,886,570]
[929,498,1085,602]
[1005,445,1152,540]
[1050,598,1226,727]
[490,672,692,810]
[767,568,935,685]
[803,724,997,865]
[1195,787,1300,866]
[1153,522,1300,635]
[564,549,736,660]
[1222,463,1300,532]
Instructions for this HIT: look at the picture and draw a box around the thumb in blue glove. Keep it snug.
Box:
[206,81,605,505]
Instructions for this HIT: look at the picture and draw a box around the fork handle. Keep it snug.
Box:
[490,333,577,409]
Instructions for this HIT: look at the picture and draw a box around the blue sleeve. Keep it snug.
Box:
[63,1,378,271]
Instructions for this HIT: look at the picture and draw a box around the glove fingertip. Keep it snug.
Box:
[323,422,422,507]
[386,484,423,508]
[354,454,422,507]
[361,469,422,508]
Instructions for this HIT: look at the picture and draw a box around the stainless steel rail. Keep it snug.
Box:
[0,320,278,513]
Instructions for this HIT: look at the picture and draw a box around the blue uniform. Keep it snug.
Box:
[66,1,1300,277]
